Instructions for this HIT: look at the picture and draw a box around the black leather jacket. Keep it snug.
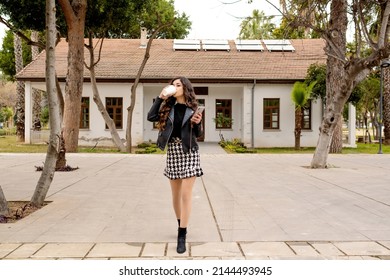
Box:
[147,97,203,153]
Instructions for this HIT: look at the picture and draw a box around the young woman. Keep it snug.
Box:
[147,76,203,254]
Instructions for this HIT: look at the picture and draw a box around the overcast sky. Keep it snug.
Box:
[174,0,281,39]
[0,0,280,46]
[0,24,5,46]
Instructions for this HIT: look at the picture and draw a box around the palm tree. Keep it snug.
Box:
[14,33,25,142]
[239,10,275,39]
[31,31,42,131]
[291,81,316,150]
[383,67,390,145]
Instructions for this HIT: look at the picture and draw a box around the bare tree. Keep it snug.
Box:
[311,0,390,167]
[84,35,126,152]
[268,0,390,168]
[126,22,174,152]
[30,0,61,207]
[57,0,87,152]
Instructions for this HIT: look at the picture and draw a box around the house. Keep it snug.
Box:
[17,37,351,148]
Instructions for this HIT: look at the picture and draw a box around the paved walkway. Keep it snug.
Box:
[1,143,390,259]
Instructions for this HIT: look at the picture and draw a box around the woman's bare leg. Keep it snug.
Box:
[170,179,182,220]
[179,176,196,228]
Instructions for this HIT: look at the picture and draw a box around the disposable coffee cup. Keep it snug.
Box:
[163,85,176,97]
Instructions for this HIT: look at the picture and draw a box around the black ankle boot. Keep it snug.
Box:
[177,219,180,227]
[177,227,187,254]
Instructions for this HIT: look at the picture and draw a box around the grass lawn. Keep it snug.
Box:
[0,135,123,153]
[1,135,390,154]
[253,144,390,154]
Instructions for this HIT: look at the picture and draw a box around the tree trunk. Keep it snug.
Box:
[126,24,173,152]
[294,107,302,150]
[384,66,390,145]
[86,36,126,152]
[329,117,343,153]
[363,111,371,143]
[58,0,87,152]
[56,130,67,169]
[311,0,348,168]
[0,186,9,218]
[31,0,61,207]
[31,31,42,131]
[14,34,25,142]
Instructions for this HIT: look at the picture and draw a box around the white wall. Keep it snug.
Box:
[252,84,322,147]
[143,84,165,143]
[143,83,243,144]
[78,83,144,146]
[301,99,322,147]
[203,85,243,142]
[25,81,323,148]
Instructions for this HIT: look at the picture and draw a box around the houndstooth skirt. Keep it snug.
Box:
[164,140,203,180]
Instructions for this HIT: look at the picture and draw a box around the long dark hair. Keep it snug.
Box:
[157,77,198,131]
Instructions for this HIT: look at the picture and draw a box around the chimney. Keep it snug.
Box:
[140,27,147,48]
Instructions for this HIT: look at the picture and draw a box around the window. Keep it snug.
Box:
[106,97,123,129]
[215,99,232,129]
[263,98,280,129]
[80,97,89,129]
[302,101,311,130]
[194,87,208,95]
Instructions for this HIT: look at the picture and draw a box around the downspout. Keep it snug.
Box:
[251,79,256,148]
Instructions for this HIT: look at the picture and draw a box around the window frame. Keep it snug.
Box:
[215,99,232,129]
[105,97,123,129]
[80,97,90,129]
[263,98,280,130]
[301,100,312,130]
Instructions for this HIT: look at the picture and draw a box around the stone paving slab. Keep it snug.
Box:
[240,242,295,257]
[333,241,390,256]
[378,241,390,250]
[287,241,320,256]
[1,152,390,260]
[310,242,345,256]
[190,242,242,258]
[87,243,142,258]
[0,243,20,258]
[141,242,166,257]
[4,243,45,259]
[31,243,94,259]
[0,242,390,259]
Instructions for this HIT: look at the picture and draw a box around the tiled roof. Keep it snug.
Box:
[16,38,326,83]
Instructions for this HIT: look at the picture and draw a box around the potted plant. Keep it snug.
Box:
[213,113,233,142]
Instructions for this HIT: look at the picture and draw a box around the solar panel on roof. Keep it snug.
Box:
[202,39,230,51]
[263,40,295,52]
[173,39,201,51]
[234,39,264,51]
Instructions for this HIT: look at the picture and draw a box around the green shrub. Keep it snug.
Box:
[218,138,255,153]
[234,147,256,153]
[137,142,151,148]
[40,106,49,127]
[0,127,16,136]
[135,146,157,154]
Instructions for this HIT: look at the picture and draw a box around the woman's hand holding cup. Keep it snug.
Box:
[160,85,176,99]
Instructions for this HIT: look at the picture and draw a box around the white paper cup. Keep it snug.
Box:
[163,85,176,97]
